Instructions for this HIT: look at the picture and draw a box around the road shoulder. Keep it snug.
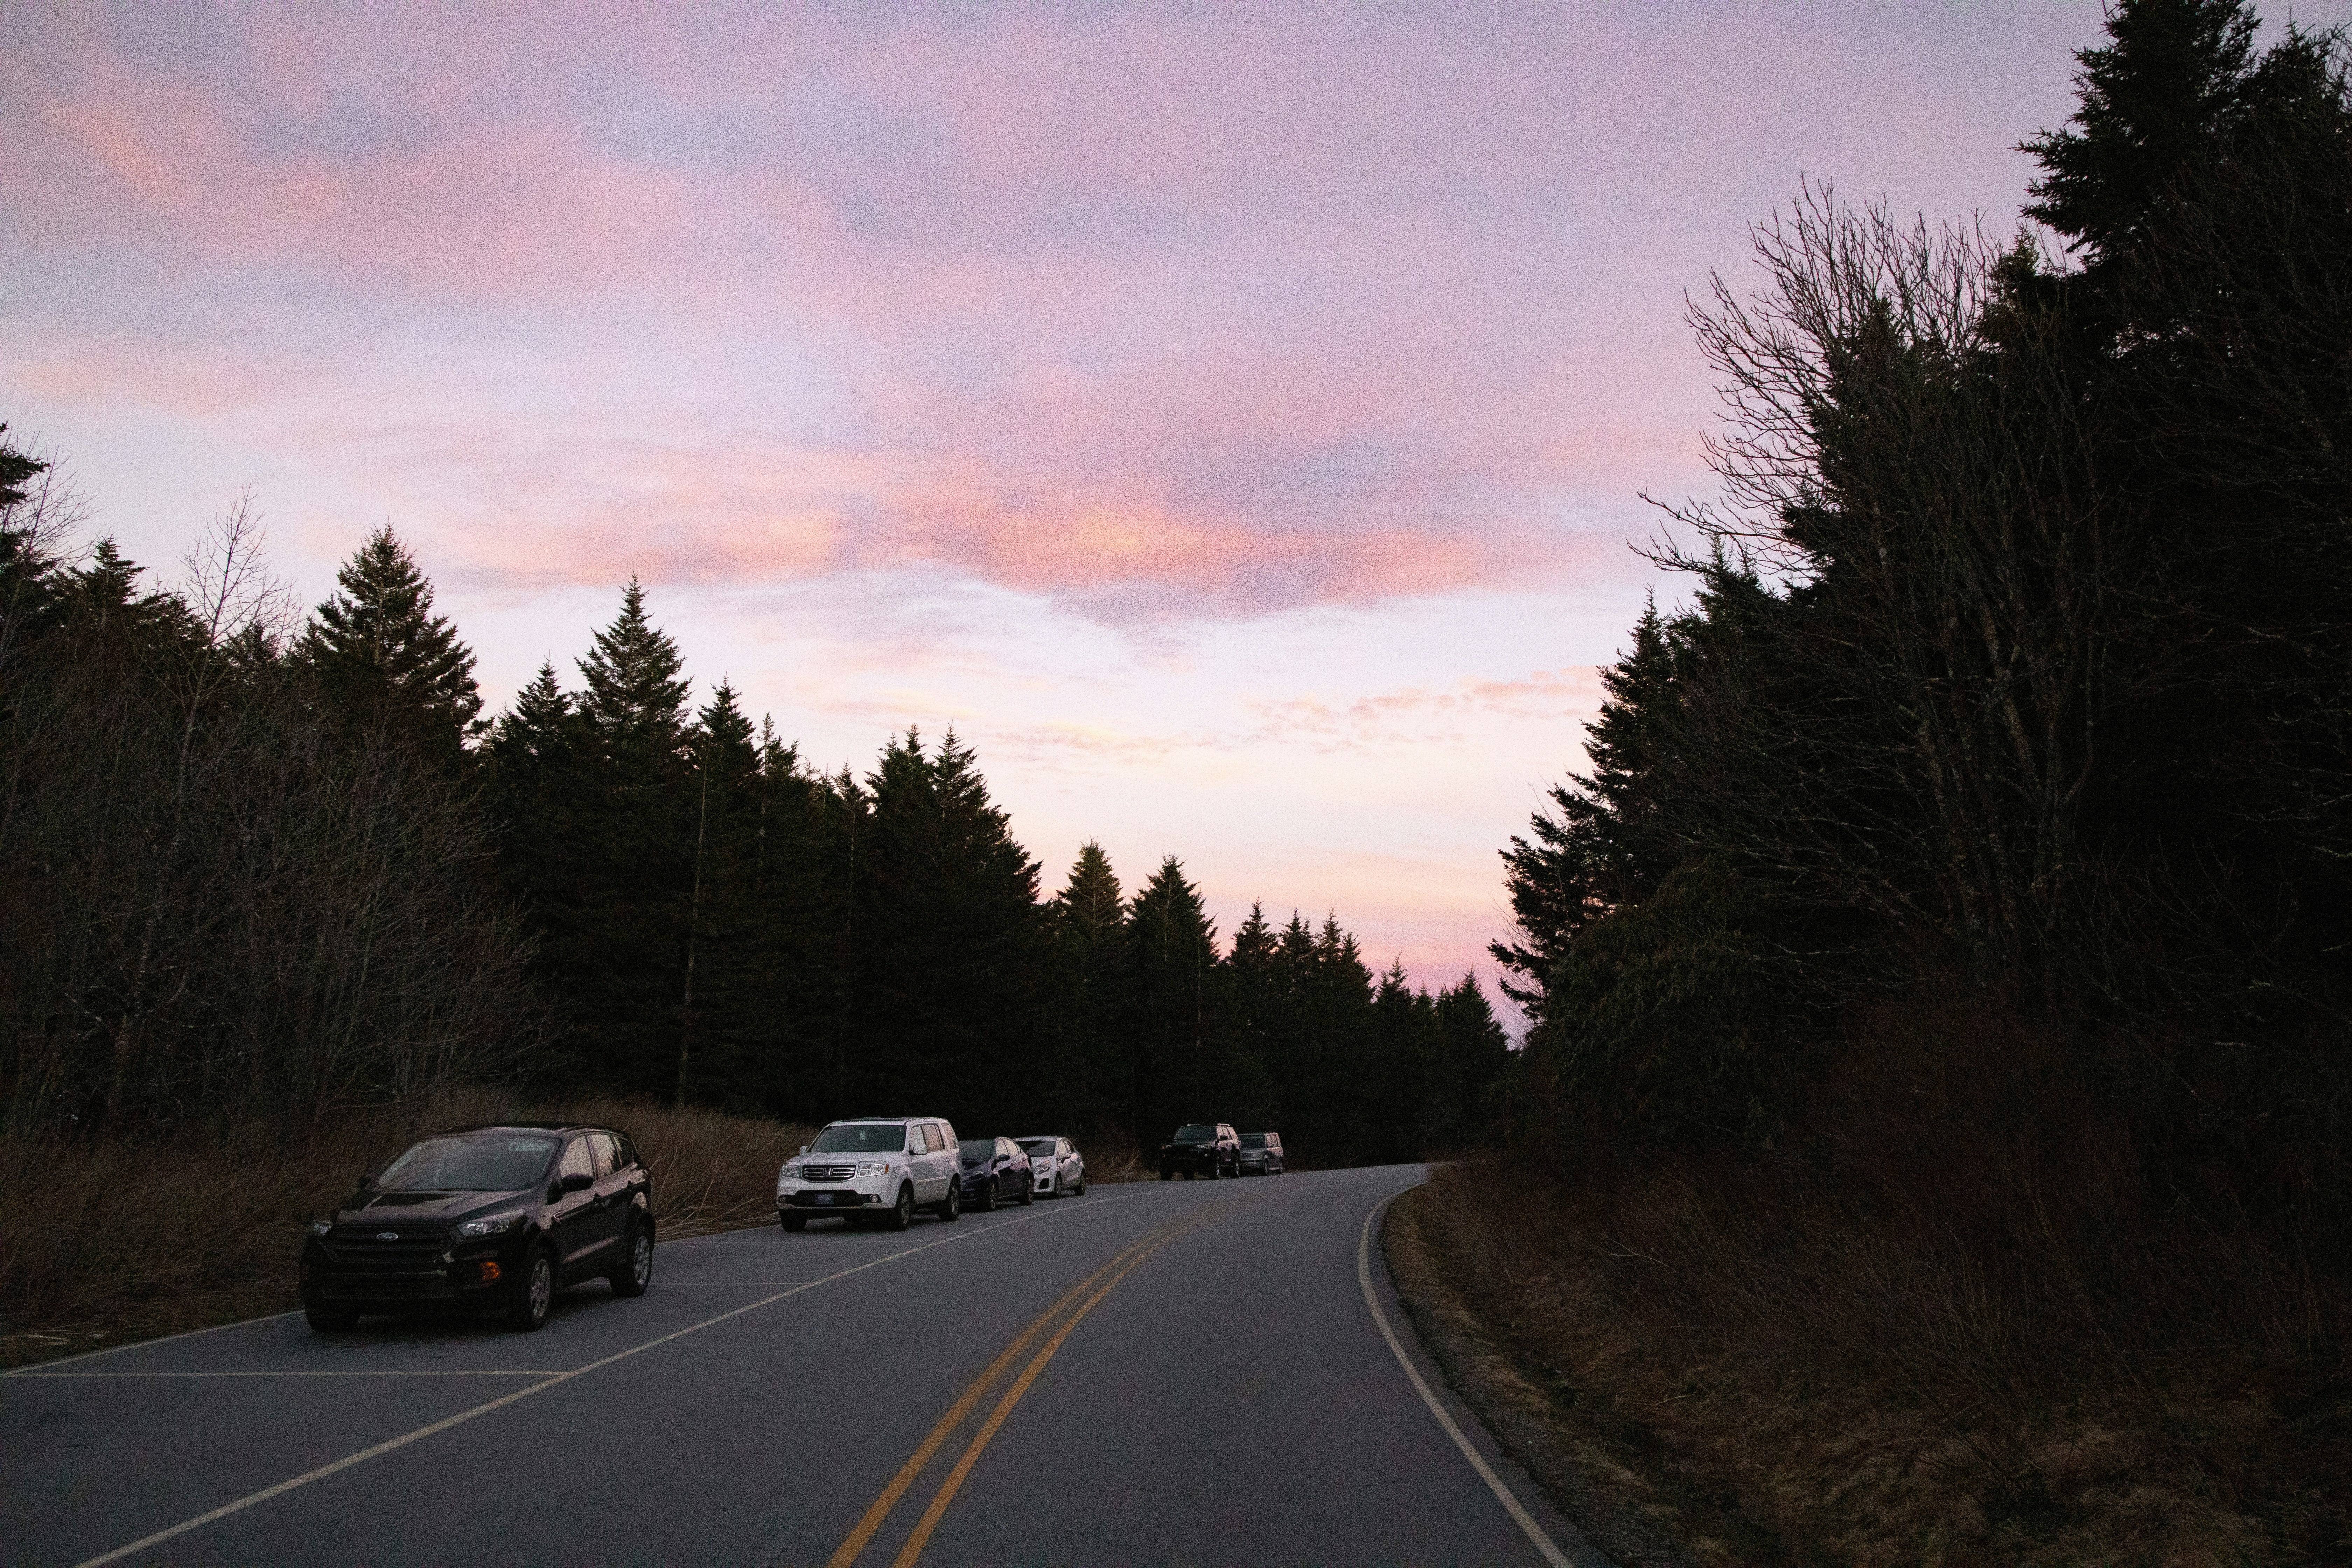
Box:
[1381,1182,1782,1568]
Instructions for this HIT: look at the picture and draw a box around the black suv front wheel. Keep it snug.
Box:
[507,1246,555,1332]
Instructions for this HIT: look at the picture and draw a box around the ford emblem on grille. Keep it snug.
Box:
[376,1232,399,1241]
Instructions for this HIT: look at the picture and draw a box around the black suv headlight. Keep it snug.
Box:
[456,1211,525,1238]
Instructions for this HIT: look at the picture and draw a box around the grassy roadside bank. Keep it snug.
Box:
[0,1091,816,1370]
[1400,1161,2350,1566]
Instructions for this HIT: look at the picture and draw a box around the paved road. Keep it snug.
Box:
[6,1164,1606,1566]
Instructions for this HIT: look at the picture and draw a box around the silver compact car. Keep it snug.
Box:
[777,1117,962,1231]
[1015,1136,1085,1197]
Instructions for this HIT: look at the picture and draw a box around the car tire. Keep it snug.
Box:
[506,1246,555,1332]
[304,1300,358,1332]
[781,1213,807,1232]
[979,1178,999,1212]
[609,1221,653,1297]
[1017,1175,1034,1206]
[1074,1174,1085,1195]
[1205,1160,1218,1181]
[884,1183,914,1232]
[939,1181,961,1222]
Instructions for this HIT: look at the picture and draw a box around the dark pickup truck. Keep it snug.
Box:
[1160,1121,1239,1180]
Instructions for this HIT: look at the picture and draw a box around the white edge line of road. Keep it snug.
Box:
[1358,1188,1573,1568]
[18,1369,565,1378]
[65,1190,1143,1568]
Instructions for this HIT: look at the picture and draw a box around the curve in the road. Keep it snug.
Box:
[1358,1191,1573,1568]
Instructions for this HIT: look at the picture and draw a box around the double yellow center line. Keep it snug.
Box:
[826,1214,1205,1568]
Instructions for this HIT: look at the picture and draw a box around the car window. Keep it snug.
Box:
[617,1134,640,1170]
[1018,1139,1055,1158]
[1062,1140,1074,1156]
[924,1125,946,1153]
[588,1132,618,1175]
[558,1138,596,1183]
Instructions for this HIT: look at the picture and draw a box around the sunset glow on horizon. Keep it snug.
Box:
[13,2,2335,1021]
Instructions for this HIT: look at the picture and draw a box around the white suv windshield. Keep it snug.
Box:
[810,1124,906,1154]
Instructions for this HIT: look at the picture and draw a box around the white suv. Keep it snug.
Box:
[777,1118,961,1231]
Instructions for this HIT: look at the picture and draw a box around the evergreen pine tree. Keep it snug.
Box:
[855,729,1043,1127]
[297,525,482,774]
[1125,857,1220,1142]
[2023,0,2259,270]
[568,580,695,1094]
[675,680,763,1107]
[1493,600,1683,1023]
[1048,842,1127,1123]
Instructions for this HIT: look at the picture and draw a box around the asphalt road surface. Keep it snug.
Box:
[7,1164,1609,1566]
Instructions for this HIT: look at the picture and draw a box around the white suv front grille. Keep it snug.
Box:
[801,1165,857,1182]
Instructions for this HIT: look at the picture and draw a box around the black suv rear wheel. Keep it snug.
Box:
[609,1221,652,1297]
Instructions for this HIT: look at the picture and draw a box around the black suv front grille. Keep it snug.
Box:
[324,1226,449,1273]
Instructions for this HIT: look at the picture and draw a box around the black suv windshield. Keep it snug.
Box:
[811,1124,906,1154]
[958,1142,993,1164]
[1175,1124,1216,1142]
[1240,1134,1266,1148]
[379,1134,557,1192]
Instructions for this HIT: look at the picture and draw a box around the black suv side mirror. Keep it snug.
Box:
[560,1172,595,1194]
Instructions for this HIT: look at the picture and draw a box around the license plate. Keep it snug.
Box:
[815,1194,836,1205]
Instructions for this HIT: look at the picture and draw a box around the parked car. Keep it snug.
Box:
[300,1122,655,1335]
[777,1117,962,1231]
[1016,1136,1085,1197]
[1160,1122,1240,1180]
[958,1136,1034,1210]
[1238,1132,1285,1175]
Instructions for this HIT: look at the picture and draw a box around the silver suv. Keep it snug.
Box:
[777,1117,962,1231]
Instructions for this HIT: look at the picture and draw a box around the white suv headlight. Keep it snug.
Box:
[779,1165,799,1181]
[856,1161,890,1177]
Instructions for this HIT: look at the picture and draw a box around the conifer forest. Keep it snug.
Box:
[1482,0,2352,1429]
[0,474,1509,1158]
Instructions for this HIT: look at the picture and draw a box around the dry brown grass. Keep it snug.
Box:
[1415,1149,2351,1566]
[0,1089,815,1368]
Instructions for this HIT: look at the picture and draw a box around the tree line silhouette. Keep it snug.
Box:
[0,470,1507,1158]
[1492,0,2351,1286]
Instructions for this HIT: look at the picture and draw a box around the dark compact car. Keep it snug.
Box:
[1160,1122,1240,1180]
[1238,1132,1286,1175]
[300,1123,654,1334]
[957,1137,1034,1210]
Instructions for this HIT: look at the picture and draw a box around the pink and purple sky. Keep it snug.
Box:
[9,2,2341,1020]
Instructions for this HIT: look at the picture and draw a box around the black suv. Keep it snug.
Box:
[1160,1122,1240,1180]
[300,1122,655,1334]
